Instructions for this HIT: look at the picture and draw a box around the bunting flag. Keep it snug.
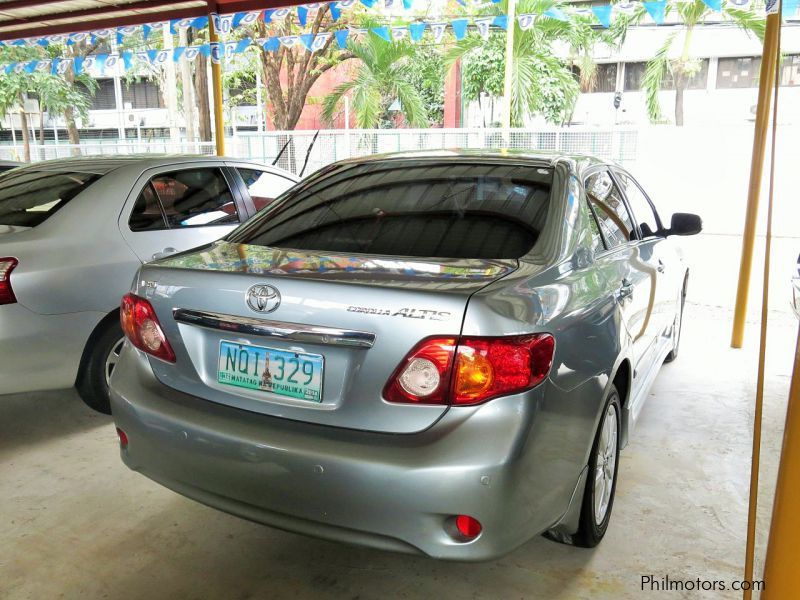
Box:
[643,0,667,23]
[701,0,722,10]
[334,29,349,48]
[408,22,426,42]
[391,26,409,41]
[518,14,536,30]
[592,5,613,27]
[451,18,469,40]
[430,22,448,43]
[474,17,493,39]
[371,26,391,41]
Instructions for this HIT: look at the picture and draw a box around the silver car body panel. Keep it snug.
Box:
[0,155,297,394]
[110,150,687,559]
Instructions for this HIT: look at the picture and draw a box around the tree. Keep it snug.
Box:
[321,31,428,128]
[247,5,353,131]
[448,0,631,126]
[642,1,764,125]
[405,45,446,127]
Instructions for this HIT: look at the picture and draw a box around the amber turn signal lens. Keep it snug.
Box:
[454,348,494,400]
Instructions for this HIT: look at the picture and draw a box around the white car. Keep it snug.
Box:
[0,155,298,412]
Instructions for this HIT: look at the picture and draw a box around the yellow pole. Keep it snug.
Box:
[501,0,516,141]
[208,5,226,156]
[731,12,782,349]
[742,8,781,599]
[762,324,800,598]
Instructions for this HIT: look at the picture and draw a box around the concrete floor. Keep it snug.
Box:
[1,303,796,600]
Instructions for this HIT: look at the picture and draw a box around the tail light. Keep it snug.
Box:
[384,334,554,406]
[120,293,176,363]
[0,257,18,305]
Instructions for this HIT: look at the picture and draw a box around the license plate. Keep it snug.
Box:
[217,340,324,402]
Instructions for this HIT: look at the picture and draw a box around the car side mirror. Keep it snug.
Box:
[664,212,702,237]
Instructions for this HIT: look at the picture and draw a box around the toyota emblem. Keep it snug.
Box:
[245,284,281,313]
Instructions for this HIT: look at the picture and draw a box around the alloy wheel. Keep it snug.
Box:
[104,337,126,387]
[593,403,618,525]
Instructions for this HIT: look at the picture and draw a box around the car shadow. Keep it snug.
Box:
[0,388,111,456]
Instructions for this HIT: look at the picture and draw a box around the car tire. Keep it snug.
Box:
[76,320,125,415]
[665,276,687,363]
[572,386,622,548]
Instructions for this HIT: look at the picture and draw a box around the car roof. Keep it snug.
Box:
[9,155,281,176]
[332,148,609,170]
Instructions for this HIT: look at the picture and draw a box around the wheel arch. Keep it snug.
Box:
[75,308,121,386]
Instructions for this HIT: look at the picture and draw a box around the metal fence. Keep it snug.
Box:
[0,127,637,175]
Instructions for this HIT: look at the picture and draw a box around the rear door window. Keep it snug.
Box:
[0,170,98,227]
[129,168,239,231]
[232,161,553,259]
[585,170,635,250]
[236,168,296,212]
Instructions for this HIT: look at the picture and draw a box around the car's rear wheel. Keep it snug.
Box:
[573,386,621,548]
[665,276,687,363]
[76,320,124,414]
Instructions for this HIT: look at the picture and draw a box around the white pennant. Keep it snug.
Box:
[272,8,291,19]
[279,35,300,48]
[56,59,72,74]
[239,11,261,25]
[105,55,119,69]
[92,28,113,38]
[175,17,194,29]
[727,0,751,6]
[209,43,222,64]
[517,14,535,30]
[337,0,357,8]
[117,26,138,36]
[14,62,26,73]
[474,17,493,39]
[135,51,150,65]
[311,32,331,51]
[47,33,67,44]
[391,26,409,40]
[83,56,97,71]
[69,32,89,43]
[385,0,395,8]
[430,22,448,43]
[153,50,170,65]
[35,60,51,72]
[614,1,639,14]
[212,13,233,34]
[184,47,200,61]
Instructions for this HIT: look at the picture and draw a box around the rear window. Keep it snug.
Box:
[0,170,99,227]
[231,161,553,259]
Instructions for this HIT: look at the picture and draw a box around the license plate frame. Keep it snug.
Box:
[217,340,324,403]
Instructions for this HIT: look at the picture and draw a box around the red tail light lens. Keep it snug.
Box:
[120,293,176,363]
[0,257,18,305]
[384,334,554,406]
[455,515,482,540]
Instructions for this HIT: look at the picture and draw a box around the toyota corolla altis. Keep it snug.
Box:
[110,151,701,560]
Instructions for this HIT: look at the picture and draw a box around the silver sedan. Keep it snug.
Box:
[0,155,298,412]
[110,150,701,559]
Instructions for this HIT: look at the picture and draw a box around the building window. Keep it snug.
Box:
[122,80,165,109]
[75,78,117,110]
[624,60,708,91]
[573,63,618,93]
[781,55,800,86]
[716,56,761,89]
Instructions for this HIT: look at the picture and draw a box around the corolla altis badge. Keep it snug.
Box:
[246,284,281,313]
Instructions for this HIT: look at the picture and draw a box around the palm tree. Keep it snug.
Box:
[642,1,764,125]
[322,30,427,128]
[446,0,632,126]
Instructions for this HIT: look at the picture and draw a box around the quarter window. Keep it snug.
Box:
[129,168,238,231]
[585,170,635,250]
[617,173,661,238]
[236,168,296,212]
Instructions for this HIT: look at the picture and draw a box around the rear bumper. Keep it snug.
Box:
[0,304,103,394]
[110,346,585,560]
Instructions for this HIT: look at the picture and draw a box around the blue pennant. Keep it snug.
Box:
[492,15,508,29]
[360,0,376,7]
[402,0,413,7]
[122,52,133,70]
[592,5,612,27]
[297,6,309,26]
[74,56,84,74]
[143,24,152,40]
[785,0,800,14]
[372,26,390,41]
[299,33,315,51]
[408,22,426,41]
[451,18,469,40]
[235,38,251,53]
[334,29,349,48]
[701,0,722,11]
[643,0,667,24]
[544,7,568,21]
[330,3,341,21]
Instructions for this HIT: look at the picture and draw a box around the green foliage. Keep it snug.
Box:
[449,0,627,126]
[404,45,446,126]
[322,30,428,128]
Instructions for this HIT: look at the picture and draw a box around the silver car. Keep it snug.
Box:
[110,151,701,560]
[0,155,298,412]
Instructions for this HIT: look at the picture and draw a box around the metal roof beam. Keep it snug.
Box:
[0,0,197,29]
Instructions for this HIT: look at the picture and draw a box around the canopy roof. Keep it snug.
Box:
[0,0,291,41]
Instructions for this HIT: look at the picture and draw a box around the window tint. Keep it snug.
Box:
[232,161,553,259]
[236,168,296,212]
[139,168,239,229]
[0,170,99,227]
[618,173,661,238]
[129,183,167,231]
[585,170,634,250]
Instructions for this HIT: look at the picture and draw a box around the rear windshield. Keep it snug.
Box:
[231,161,553,259]
[0,170,99,227]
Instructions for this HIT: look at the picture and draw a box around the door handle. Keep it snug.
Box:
[618,278,634,300]
[151,247,177,261]
[657,260,666,274]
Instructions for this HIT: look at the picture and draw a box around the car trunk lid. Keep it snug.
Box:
[137,241,516,433]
